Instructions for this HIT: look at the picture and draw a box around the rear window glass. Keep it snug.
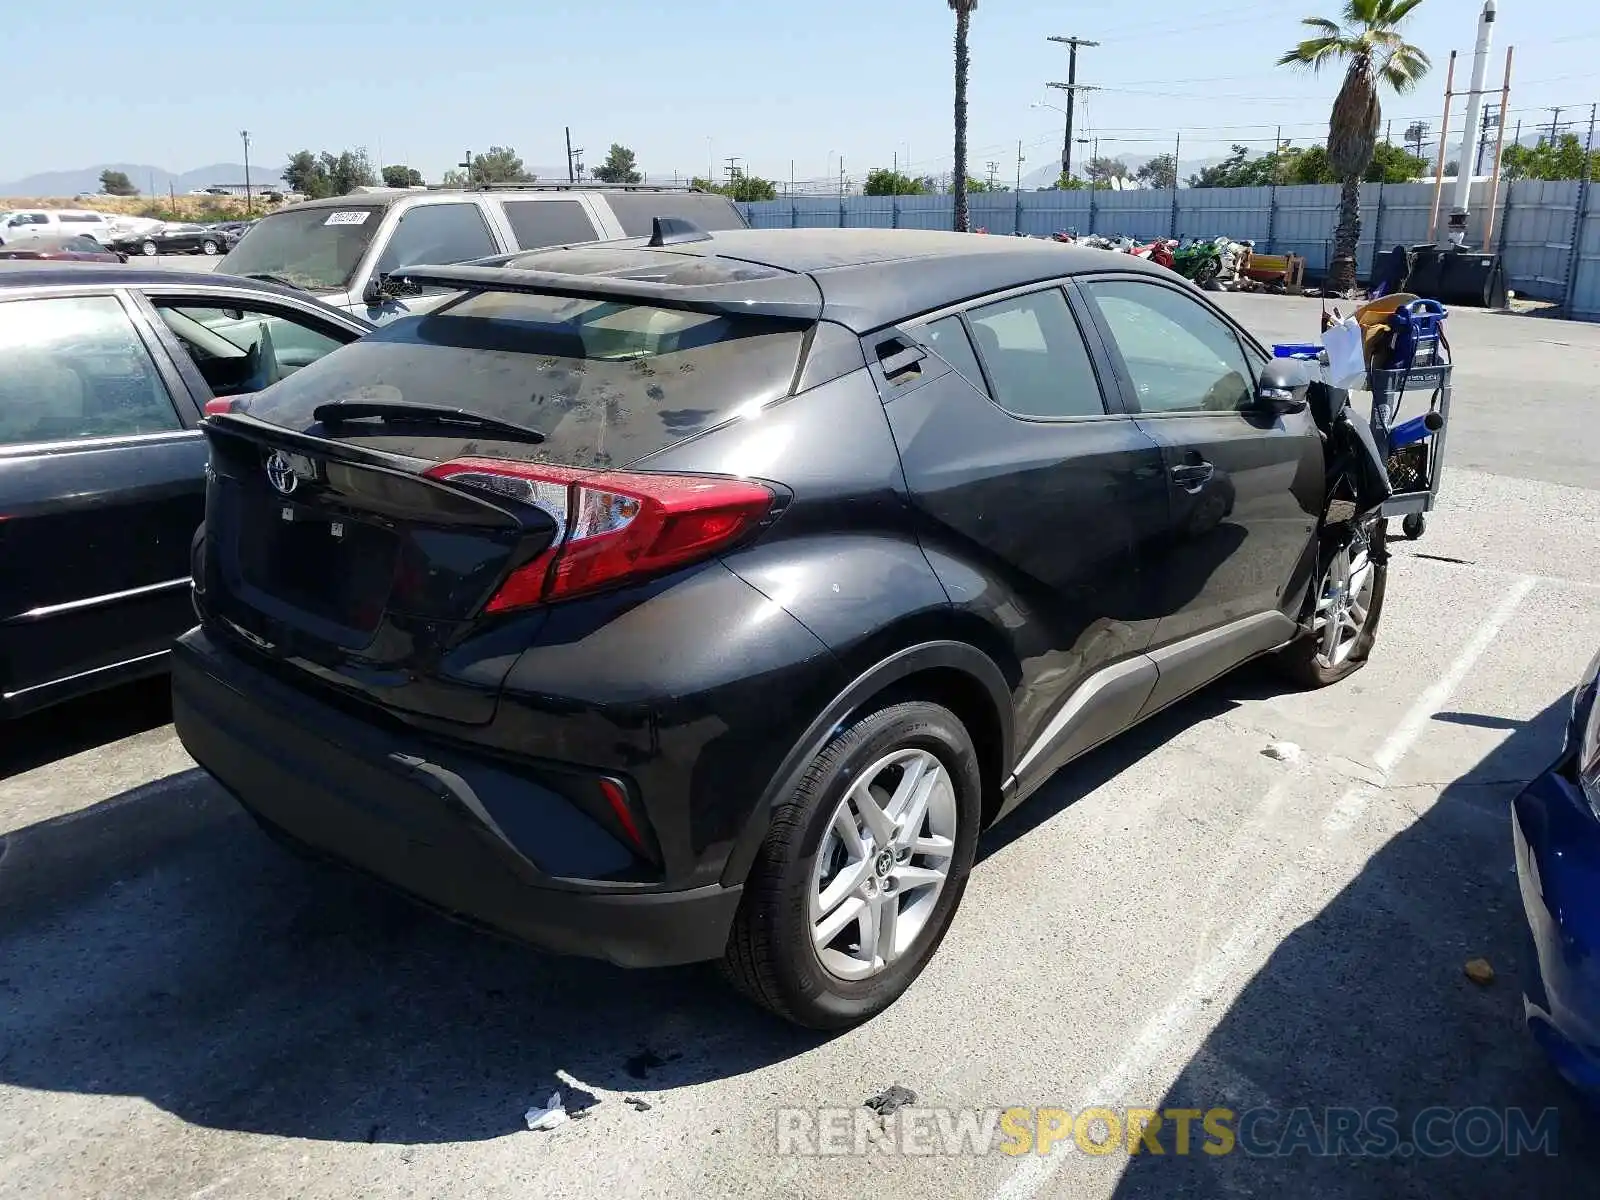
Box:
[603,192,749,237]
[246,289,808,469]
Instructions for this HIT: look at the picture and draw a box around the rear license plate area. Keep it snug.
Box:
[238,500,398,633]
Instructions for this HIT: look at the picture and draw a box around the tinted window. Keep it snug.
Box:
[1082,280,1254,414]
[0,296,181,446]
[154,302,348,397]
[502,199,599,250]
[376,203,497,275]
[247,291,808,470]
[60,213,99,223]
[965,288,1105,419]
[924,315,987,392]
[604,192,749,237]
[65,236,103,251]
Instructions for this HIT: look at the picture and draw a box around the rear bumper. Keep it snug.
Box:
[171,627,741,968]
[1512,752,1600,1098]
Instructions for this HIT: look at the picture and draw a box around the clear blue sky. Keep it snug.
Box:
[8,0,1599,187]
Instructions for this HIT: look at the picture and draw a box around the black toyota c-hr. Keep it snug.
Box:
[174,226,1385,1028]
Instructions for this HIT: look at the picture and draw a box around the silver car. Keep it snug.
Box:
[215,185,749,324]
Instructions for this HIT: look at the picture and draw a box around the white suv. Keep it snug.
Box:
[0,209,121,246]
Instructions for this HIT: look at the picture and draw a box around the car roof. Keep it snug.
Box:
[0,263,357,309]
[278,185,728,214]
[486,228,1174,333]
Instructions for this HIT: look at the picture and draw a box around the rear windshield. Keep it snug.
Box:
[246,289,809,469]
[603,193,750,237]
[218,205,383,292]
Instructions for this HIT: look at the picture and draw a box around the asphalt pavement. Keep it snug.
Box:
[2,300,1598,1199]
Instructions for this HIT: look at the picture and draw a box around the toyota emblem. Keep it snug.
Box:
[265,450,299,496]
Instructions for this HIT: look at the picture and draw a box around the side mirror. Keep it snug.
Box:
[1256,360,1309,414]
[361,274,386,305]
[363,272,421,305]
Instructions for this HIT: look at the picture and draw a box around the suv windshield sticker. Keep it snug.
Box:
[323,211,371,227]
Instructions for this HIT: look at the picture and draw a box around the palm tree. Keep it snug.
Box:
[949,0,977,232]
[1279,0,1429,292]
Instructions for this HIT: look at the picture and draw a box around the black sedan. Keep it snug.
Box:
[171,228,1387,1027]
[0,266,372,716]
[113,223,234,258]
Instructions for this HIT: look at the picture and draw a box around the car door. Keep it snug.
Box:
[1074,275,1321,665]
[0,289,207,714]
[360,201,501,324]
[884,283,1172,797]
[131,285,369,403]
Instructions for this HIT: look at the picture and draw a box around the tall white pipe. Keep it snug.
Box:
[1448,0,1496,244]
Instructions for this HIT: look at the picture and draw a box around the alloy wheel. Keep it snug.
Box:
[1313,537,1376,670]
[809,748,958,981]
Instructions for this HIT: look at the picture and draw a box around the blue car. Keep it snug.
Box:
[1514,648,1600,1096]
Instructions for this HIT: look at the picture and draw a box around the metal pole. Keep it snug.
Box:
[240,130,252,215]
[566,127,574,183]
[1561,103,1597,316]
[1170,132,1181,238]
[1372,121,1390,266]
[1428,50,1457,240]
[1015,140,1024,234]
[1047,36,1098,181]
[1267,125,1281,253]
[1449,0,1496,241]
[1483,46,1514,248]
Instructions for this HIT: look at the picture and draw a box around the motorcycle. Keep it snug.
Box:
[1129,239,1176,270]
[1171,237,1224,285]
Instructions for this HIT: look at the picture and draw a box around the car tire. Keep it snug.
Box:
[141,241,158,257]
[201,239,219,255]
[1277,521,1388,688]
[722,700,982,1029]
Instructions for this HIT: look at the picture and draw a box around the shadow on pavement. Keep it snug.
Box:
[1109,693,1600,1197]
[0,659,1289,1148]
[0,676,172,782]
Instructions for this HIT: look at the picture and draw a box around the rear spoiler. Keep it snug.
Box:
[388,264,823,323]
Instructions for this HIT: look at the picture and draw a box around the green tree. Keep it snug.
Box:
[864,168,928,195]
[1189,145,1257,187]
[1053,174,1089,190]
[98,169,138,196]
[690,174,779,202]
[948,0,978,232]
[319,149,377,195]
[1135,154,1177,189]
[965,175,994,193]
[1086,156,1130,189]
[441,169,468,188]
[1365,141,1428,182]
[282,150,331,198]
[1279,0,1430,292]
[591,144,643,184]
[1501,134,1600,182]
[381,165,425,188]
[470,146,534,185]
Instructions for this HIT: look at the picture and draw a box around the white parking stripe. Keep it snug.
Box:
[987,575,1538,1200]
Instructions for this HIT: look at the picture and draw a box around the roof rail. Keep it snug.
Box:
[447,182,707,193]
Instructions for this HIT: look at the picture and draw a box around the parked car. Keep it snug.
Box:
[0,208,120,246]
[0,234,125,263]
[1514,648,1600,1098]
[215,183,749,324]
[172,228,1383,1027]
[115,223,231,257]
[0,266,373,716]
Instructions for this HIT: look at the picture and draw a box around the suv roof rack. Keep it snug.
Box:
[456,182,708,193]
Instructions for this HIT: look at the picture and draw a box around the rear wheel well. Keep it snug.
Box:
[867,667,1006,828]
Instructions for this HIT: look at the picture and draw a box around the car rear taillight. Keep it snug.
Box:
[422,457,776,612]
[203,398,239,416]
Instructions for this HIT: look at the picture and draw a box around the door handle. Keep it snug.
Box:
[1171,460,1214,489]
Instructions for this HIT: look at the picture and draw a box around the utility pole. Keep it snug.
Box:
[1015,141,1024,192]
[724,156,743,185]
[985,161,1000,191]
[1545,106,1563,146]
[1046,35,1099,182]
[1475,104,1500,176]
[239,130,252,214]
[459,150,473,187]
[565,127,574,182]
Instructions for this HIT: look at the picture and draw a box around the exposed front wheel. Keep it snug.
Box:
[201,239,219,255]
[1277,521,1387,687]
[141,241,158,256]
[723,701,982,1028]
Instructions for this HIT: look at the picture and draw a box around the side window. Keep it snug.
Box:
[67,236,103,252]
[376,203,497,275]
[152,301,349,398]
[502,199,599,250]
[965,288,1106,419]
[0,296,182,446]
[1081,280,1255,414]
[924,315,987,393]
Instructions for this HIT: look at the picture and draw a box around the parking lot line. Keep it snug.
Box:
[987,573,1539,1200]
